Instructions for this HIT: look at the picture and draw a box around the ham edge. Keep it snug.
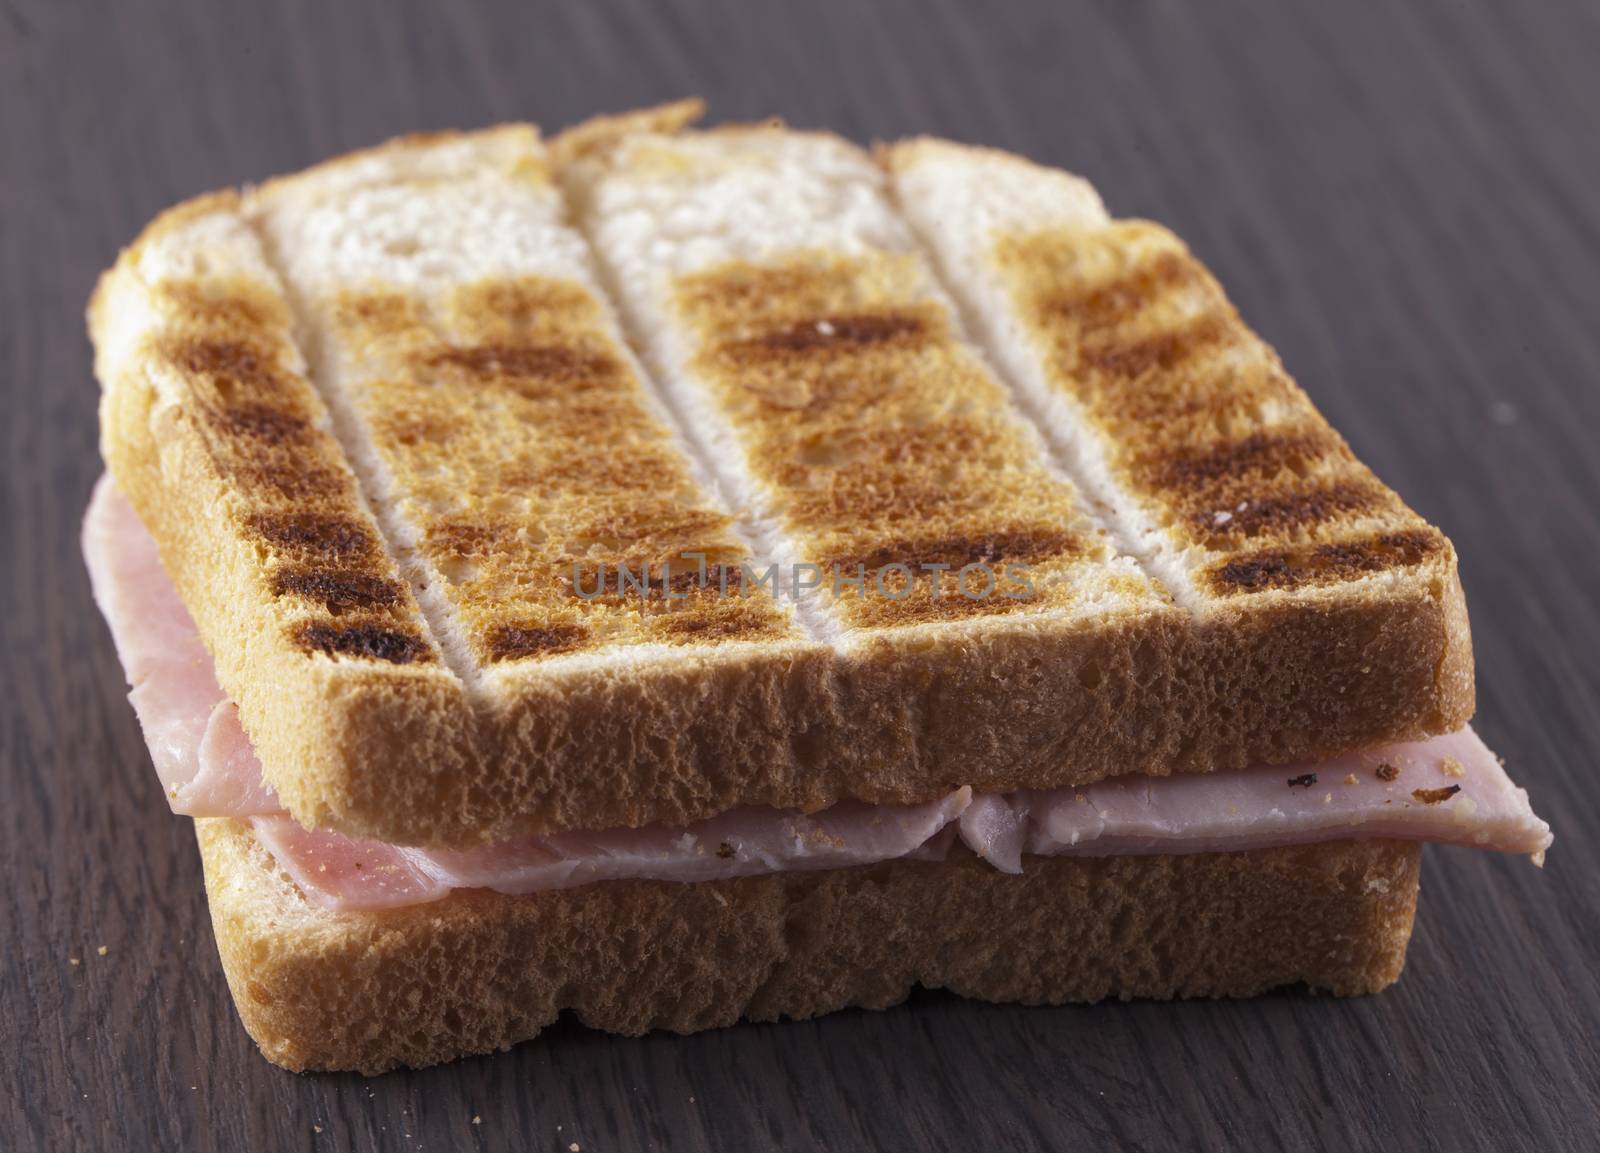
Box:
[83,475,1553,912]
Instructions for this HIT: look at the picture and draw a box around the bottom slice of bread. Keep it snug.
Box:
[197,819,1422,1073]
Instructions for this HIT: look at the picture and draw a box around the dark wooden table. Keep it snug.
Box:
[4,1,1598,1149]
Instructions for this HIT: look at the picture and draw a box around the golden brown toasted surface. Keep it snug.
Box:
[244,119,803,675]
[138,271,438,666]
[994,222,1448,595]
[328,274,793,664]
[674,251,1147,628]
[200,818,1421,1072]
[91,195,481,844]
[87,116,1477,847]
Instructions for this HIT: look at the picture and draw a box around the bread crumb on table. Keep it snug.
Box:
[97,945,108,956]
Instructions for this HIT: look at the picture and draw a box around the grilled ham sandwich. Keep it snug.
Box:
[83,101,1549,1073]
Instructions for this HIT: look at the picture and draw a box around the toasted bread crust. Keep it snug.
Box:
[199,818,1422,1073]
[90,116,1474,847]
[885,137,1473,620]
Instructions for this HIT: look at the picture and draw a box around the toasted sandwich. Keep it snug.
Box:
[83,101,1550,1073]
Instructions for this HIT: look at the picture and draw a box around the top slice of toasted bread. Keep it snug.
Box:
[884,139,1461,609]
[89,107,1472,847]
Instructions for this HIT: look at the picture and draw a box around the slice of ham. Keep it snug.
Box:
[84,475,1554,913]
[252,819,449,910]
[83,476,278,817]
[254,789,973,911]
[957,729,1552,873]
[83,477,975,909]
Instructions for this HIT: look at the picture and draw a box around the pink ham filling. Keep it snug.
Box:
[82,476,279,818]
[83,476,1553,912]
[958,727,1549,874]
[250,792,972,911]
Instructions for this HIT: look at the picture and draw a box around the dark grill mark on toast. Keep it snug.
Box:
[483,621,590,662]
[846,585,1036,628]
[1149,429,1342,494]
[450,278,600,335]
[668,252,1130,628]
[327,274,795,662]
[244,513,380,561]
[743,312,928,354]
[1080,312,1233,380]
[710,309,940,412]
[703,563,745,594]
[1000,222,1441,582]
[1187,478,1389,541]
[650,561,742,595]
[424,343,622,395]
[211,402,311,444]
[294,621,432,664]
[148,281,437,670]
[425,519,505,559]
[232,461,347,501]
[559,559,748,603]
[270,568,406,612]
[168,338,288,401]
[647,601,790,644]
[1206,529,1444,594]
[1042,250,1211,332]
[674,260,889,322]
[827,528,1082,575]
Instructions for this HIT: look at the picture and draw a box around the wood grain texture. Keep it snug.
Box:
[3,0,1597,1149]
